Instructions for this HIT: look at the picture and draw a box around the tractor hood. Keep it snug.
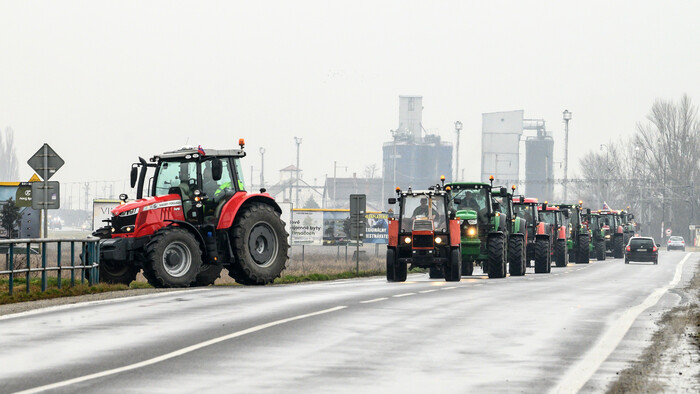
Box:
[455,209,478,221]
[111,194,181,216]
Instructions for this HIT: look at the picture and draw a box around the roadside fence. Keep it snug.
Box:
[0,237,100,296]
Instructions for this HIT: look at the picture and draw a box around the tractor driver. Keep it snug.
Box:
[412,197,439,220]
[458,191,481,211]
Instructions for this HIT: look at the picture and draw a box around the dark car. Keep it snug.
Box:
[625,237,659,264]
[666,236,685,251]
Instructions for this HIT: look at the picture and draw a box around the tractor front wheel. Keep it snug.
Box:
[613,234,624,259]
[386,249,396,282]
[228,203,289,285]
[144,227,202,288]
[487,233,507,279]
[595,239,606,260]
[534,238,550,273]
[193,264,223,286]
[461,258,474,276]
[444,248,461,282]
[576,234,590,264]
[508,234,526,276]
[554,239,568,267]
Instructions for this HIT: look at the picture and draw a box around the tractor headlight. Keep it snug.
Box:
[467,226,477,236]
[120,226,134,233]
[605,234,611,239]
[435,236,443,244]
[404,236,412,244]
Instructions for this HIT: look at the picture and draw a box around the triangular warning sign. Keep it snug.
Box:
[28,173,42,182]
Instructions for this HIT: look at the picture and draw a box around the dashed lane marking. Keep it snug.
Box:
[419,290,438,294]
[442,286,458,290]
[360,298,388,304]
[393,293,416,298]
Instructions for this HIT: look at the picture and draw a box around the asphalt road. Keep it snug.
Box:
[0,251,696,394]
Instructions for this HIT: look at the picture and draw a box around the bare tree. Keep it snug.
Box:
[0,127,20,182]
[364,164,379,179]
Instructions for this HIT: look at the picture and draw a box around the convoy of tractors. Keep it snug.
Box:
[385,176,639,282]
[91,141,638,287]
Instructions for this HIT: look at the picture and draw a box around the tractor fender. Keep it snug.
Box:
[536,222,546,235]
[388,219,399,247]
[164,219,208,257]
[616,225,624,234]
[217,192,282,230]
[449,219,461,246]
[557,225,567,240]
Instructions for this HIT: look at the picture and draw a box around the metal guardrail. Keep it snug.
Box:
[0,237,100,296]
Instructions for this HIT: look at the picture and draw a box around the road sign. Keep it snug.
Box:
[31,182,60,210]
[349,194,366,239]
[28,173,41,182]
[665,228,672,236]
[15,183,32,207]
[27,144,64,181]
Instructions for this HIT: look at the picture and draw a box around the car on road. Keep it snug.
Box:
[666,235,685,251]
[625,237,659,265]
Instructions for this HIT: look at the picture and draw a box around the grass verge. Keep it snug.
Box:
[0,278,152,305]
[273,270,384,284]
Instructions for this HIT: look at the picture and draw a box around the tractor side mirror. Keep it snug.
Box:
[562,209,570,219]
[629,214,634,219]
[492,201,501,212]
[211,158,223,181]
[519,196,525,204]
[586,208,591,215]
[388,198,396,205]
[130,164,138,188]
[500,187,508,196]
[453,198,462,205]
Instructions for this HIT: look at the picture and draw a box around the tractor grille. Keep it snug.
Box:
[111,214,136,234]
[413,234,434,248]
[413,220,433,232]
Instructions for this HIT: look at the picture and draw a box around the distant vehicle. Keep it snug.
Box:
[625,237,659,265]
[667,236,685,251]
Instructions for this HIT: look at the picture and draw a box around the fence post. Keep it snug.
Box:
[41,242,47,292]
[25,242,31,294]
[9,243,14,296]
[70,241,75,287]
[57,242,62,290]
[94,241,99,283]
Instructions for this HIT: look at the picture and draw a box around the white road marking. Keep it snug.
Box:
[360,297,388,304]
[393,292,416,298]
[442,286,458,290]
[15,306,348,394]
[419,290,437,294]
[551,253,693,394]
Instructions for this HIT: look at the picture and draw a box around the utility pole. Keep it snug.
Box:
[259,147,265,188]
[333,161,348,208]
[454,121,462,181]
[294,137,302,208]
[563,110,572,201]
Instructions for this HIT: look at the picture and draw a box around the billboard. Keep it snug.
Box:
[93,199,121,230]
[0,182,40,238]
[296,209,389,246]
[290,210,324,246]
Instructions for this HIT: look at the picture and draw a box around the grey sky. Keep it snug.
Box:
[1,1,699,192]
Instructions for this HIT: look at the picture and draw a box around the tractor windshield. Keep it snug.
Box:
[452,188,488,212]
[401,195,446,232]
[539,210,557,225]
[514,204,535,228]
[154,160,198,198]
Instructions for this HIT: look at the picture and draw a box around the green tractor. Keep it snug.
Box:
[447,179,527,278]
[583,210,607,261]
[619,210,637,245]
[557,202,591,264]
[598,210,625,258]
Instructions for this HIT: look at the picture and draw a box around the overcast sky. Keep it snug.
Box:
[1,1,699,195]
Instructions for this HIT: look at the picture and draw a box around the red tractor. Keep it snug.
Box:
[513,196,552,273]
[537,202,569,268]
[94,141,289,287]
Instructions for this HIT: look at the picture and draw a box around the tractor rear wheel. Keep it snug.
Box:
[595,239,606,260]
[99,261,139,285]
[613,234,624,258]
[144,227,202,288]
[534,238,549,273]
[554,239,568,267]
[444,248,461,282]
[193,264,223,286]
[228,203,289,285]
[508,234,526,276]
[461,258,474,276]
[487,233,507,278]
[576,234,590,264]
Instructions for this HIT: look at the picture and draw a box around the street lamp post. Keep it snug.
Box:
[600,143,609,208]
[563,110,572,201]
[454,121,462,181]
[294,137,302,208]
[259,147,265,189]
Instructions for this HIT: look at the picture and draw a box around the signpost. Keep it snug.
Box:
[350,194,366,273]
[27,144,64,238]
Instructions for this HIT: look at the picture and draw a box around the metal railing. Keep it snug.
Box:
[0,237,100,296]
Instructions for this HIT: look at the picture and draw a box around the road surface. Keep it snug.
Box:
[0,251,696,393]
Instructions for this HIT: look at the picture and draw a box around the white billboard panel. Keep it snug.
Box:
[290,210,323,246]
[93,199,121,230]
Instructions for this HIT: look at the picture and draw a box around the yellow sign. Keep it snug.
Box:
[28,173,41,182]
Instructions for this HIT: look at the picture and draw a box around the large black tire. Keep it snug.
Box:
[461,258,474,276]
[487,233,507,279]
[613,234,624,258]
[554,239,568,267]
[228,203,289,285]
[595,239,606,260]
[193,264,223,286]
[508,235,526,276]
[395,260,408,282]
[99,260,139,285]
[143,227,203,288]
[386,249,396,282]
[576,234,590,264]
[534,237,549,273]
[444,248,461,282]
[429,266,444,279]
